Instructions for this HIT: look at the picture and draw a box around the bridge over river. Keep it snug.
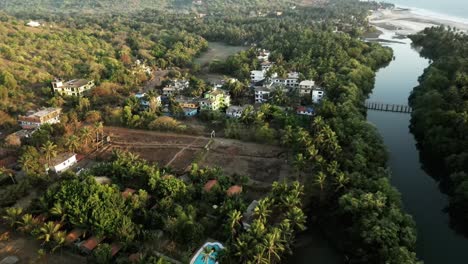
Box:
[365,101,412,113]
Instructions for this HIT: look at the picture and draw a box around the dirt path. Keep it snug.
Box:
[165,137,203,167]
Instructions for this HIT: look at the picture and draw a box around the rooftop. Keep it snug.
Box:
[81,236,104,251]
[49,152,76,166]
[23,108,61,118]
[122,188,136,198]
[64,79,91,88]
[204,179,218,192]
[299,80,315,86]
[227,185,243,196]
[65,228,85,244]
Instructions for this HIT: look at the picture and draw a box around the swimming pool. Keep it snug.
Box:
[190,242,224,264]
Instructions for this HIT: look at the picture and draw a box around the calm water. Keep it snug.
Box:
[367,29,468,263]
[387,0,468,20]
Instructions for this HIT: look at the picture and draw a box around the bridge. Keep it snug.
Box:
[365,101,412,113]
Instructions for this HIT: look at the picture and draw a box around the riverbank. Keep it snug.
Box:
[369,7,468,36]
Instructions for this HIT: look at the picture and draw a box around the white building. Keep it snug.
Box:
[18,108,61,129]
[271,72,300,88]
[298,80,315,96]
[260,61,274,71]
[254,87,271,103]
[50,153,77,174]
[135,93,161,108]
[162,79,189,96]
[226,105,246,118]
[26,21,41,27]
[312,87,325,103]
[250,70,266,82]
[257,49,271,62]
[52,79,95,96]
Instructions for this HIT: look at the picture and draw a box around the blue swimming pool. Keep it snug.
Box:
[190,242,224,264]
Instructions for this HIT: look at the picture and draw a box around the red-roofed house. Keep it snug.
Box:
[80,236,104,254]
[129,253,142,263]
[66,228,85,244]
[227,185,243,196]
[204,179,218,192]
[121,188,136,199]
[110,243,122,257]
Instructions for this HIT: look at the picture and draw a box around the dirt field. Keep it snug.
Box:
[0,227,85,264]
[103,127,292,184]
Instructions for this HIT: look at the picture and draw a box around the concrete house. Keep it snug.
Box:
[312,87,325,103]
[298,80,315,96]
[296,106,314,116]
[271,72,300,88]
[200,88,230,111]
[135,93,161,109]
[226,105,246,118]
[18,108,61,129]
[26,21,41,27]
[257,49,271,61]
[52,79,95,96]
[49,152,77,174]
[254,87,271,104]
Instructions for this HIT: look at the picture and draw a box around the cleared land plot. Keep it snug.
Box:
[103,127,291,183]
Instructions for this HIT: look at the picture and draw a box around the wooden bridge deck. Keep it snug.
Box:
[365,101,412,113]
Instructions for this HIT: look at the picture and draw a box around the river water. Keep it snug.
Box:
[367,29,468,263]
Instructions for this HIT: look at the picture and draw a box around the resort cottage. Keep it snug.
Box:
[18,108,61,129]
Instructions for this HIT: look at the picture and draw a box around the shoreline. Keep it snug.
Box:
[369,7,468,36]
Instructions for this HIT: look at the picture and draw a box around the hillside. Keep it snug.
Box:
[0,0,296,13]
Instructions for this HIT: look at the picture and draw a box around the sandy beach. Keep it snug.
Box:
[369,7,468,36]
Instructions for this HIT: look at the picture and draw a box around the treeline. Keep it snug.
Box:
[409,26,468,234]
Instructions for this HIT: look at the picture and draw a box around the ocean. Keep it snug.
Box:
[387,0,468,21]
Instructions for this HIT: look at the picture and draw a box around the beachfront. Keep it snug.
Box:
[369,7,468,35]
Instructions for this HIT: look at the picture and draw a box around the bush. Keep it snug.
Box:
[148,116,186,132]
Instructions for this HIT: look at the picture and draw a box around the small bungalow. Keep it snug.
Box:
[110,243,123,257]
[49,152,77,174]
[4,129,36,147]
[296,106,314,116]
[183,108,198,117]
[65,228,85,245]
[226,105,246,118]
[204,179,219,192]
[80,236,104,254]
[121,188,136,199]
[227,185,243,196]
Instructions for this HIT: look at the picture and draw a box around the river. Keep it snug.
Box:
[367,29,468,263]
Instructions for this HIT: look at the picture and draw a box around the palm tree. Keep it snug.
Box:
[227,210,243,240]
[292,153,307,180]
[50,203,66,222]
[93,122,104,144]
[334,172,349,191]
[201,246,215,264]
[18,213,40,234]
[286,207,306,231]
[315,171,327,191]
[65,135,80,153]
[37,221,62,245]
[254,198,272,223]
[41,141,58,165]
[0,166,15,184]
[80,127,93,147]
[2,207,23,228]
[262,228,285,264]
[52,231,67,253]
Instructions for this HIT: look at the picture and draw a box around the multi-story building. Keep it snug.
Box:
[271,72,300,88]
[298,80,315,96]
[200,88,230,111]
[18,108,61,129]
[52,79,95,96]
[312,87,326,103]
[226,105,246,118]
[254,87,271,104]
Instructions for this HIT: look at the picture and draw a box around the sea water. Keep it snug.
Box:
[387,0,468,21]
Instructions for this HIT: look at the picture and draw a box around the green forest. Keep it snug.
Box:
[409,26,468,234]
[0,0,421,263]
